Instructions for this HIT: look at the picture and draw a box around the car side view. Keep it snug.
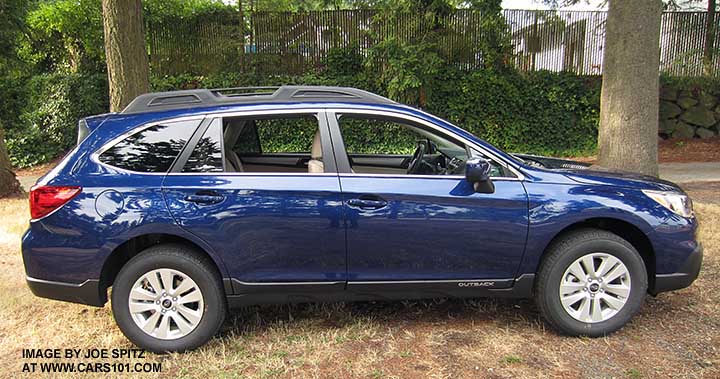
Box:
[22,86,702,352]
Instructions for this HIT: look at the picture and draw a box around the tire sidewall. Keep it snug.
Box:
[541,238,648,336]
[111,249,225,353]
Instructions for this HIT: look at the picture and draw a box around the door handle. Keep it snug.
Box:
[185,192,224,204]
[347,196,388,209]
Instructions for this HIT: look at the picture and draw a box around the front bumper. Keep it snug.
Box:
[651,243,703,295]
[26,277,106,307]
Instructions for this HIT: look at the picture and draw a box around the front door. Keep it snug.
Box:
[329,111,529,287]
[162,112,346,295]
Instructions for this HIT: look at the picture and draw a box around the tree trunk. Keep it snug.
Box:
[0,129,21,197]
[597,0,662,177]
[704,0,717,76]
[102,0,150,112]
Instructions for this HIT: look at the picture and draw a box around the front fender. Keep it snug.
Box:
[518,182,670,275]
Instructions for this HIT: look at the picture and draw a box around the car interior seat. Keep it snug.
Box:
[223,120,246,172]
[308,130,323,173]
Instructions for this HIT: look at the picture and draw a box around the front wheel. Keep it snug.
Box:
[111,244,226,353]
[535,229,648,337]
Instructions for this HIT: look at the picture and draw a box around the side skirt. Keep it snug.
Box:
[226,274,535,308]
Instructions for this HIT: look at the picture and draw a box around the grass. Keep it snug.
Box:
[627,368,643,379]
[0,194,718,378]
[502,355,522,364]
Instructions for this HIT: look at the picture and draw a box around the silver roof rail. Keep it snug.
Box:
[121,85,396,114]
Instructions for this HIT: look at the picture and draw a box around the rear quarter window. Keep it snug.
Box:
[183,119,223,173]
[98,119,200,173]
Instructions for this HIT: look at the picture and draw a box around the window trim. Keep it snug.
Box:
[91,115,206,176]
[172,117,223,173]
[326,109,525,181]
[168,109,338,175]
[91,108,525,180]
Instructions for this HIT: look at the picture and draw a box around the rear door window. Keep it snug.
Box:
[98,119,199,173]
[178,113,328,174]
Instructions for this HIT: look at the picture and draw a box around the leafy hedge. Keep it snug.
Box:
[437,69,601,156]
[0,68,632,168]
[2,73,107,167]
[149,69,602,157]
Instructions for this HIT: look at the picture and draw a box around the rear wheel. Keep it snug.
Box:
[111,244,226,352]
[535,229,648,337]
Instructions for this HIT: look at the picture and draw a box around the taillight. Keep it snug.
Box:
[29,185,82,220]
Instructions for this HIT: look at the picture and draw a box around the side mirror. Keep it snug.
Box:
[465,157,495,193]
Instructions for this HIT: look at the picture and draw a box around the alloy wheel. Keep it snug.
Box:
[559,253,631,323]
[128,268,204,340]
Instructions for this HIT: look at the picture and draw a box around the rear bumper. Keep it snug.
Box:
[26,277,106,307]
[651,243,703,295]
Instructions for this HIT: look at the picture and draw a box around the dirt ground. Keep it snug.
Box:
[569,137,720,164]
[681,182,720,203]
[658,138,720,163]
[0,186,718,378]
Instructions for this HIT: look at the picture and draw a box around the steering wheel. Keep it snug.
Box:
[406,141,427,174]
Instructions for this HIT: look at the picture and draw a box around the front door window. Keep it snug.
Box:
[336,114,512,178]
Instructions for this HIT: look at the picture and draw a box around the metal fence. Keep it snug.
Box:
[147,11,241,75]
[250,9,504,73]
[505,10,719,76]
[146,9,720,76]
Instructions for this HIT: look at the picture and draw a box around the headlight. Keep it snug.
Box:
[642,190,693,218]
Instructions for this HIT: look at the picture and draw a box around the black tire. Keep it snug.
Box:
[535,228,648,337]
[111,244,226,353]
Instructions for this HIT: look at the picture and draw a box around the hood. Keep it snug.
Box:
[559,167,681,192]
[513,154,681,192]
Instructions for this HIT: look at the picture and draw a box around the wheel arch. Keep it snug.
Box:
[98,233,232,304]
[536,217,656,292]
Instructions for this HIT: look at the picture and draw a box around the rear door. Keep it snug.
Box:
[161,110,346,296]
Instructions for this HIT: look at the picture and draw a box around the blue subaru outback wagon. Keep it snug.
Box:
[22,86,702,352]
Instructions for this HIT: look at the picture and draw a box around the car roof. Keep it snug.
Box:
[121,86,396,115]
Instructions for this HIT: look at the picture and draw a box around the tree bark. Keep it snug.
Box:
[102,0,150,112]
[597,0,662,177]
[0,129,21,197]
[704,0,717,76]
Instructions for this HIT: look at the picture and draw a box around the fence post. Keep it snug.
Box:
[704,0,717,76]
[239,0,245,69]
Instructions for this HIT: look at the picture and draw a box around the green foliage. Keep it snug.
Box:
[660,73,720,93]
[364,2,448,105]
[367,38,444,105]
[0,0,29,75]
[467,0,511,70]
[2,67,605,167]
[502,355,522,364]
[19,0,231,74]
[0,75,27,140]
[22,0,104,73]
[148,69,600,157]
[257,118,319,153]
[441,69,600,156]
[363,0,511,106]
[340,119,418,154]
[0,0,690,166]
[143,0,234,22]
[255,0,351,12]
[323,45,364,77]
[4,73,108,167]
[151,72,301,91]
